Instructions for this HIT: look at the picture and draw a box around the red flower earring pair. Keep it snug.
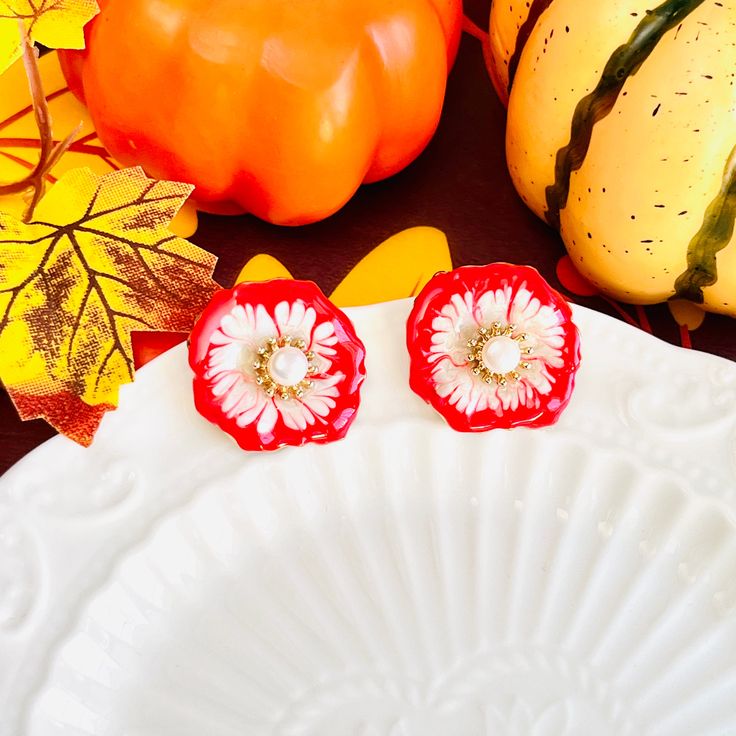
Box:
[188,264,580,452]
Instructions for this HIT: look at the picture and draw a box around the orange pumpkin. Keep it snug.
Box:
[60,0,462,225]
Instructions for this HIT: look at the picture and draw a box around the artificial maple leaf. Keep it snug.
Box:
[0,0,99,75]
[0,166,218,444]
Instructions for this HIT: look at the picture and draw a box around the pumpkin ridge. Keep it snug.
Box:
[507,0,555,94]
[543,0,706,231]
[674,144,736,304]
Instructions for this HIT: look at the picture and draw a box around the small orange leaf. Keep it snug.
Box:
[131,330,188,370]
[0,166,218,444]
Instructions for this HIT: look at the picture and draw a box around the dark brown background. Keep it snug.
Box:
[2,0,734,474]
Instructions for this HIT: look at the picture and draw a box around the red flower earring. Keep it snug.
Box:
[189,280,366,451]
[406,263,581,431]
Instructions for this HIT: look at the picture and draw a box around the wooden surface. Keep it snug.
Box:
[1,0,735,475]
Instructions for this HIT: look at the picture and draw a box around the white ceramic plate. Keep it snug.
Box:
[1,299,736,736]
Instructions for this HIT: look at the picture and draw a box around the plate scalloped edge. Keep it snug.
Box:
[1,299,735,735]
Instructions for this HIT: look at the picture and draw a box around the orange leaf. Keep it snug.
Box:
[131,330,187,370]
[11,389,113,446]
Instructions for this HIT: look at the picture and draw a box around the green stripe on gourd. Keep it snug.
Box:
[674,144,736,303]
[544,0,706,231]
[507,0,555,93]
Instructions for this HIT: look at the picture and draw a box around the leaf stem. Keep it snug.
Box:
[0,23,82,221]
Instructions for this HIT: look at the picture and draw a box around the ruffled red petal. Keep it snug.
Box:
[407,264,581,431]
[190,280,366,451]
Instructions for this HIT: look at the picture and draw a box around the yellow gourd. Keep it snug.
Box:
[489,0,736,316]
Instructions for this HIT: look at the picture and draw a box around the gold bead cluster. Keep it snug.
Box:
[466,322,533,387]
[253,335,318,400]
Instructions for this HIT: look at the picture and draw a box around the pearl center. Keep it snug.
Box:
[267,346,309,387]
[481,336,521,375]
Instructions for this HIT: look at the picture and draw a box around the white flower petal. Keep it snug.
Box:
[312,321,336,342]
[524,365,554,395]
[229,382,262,418]
[277,398,314,431]
[312,353,333,374]
[429,291,481,365]
[210,328,236,347]
[307,321,338,371]
[450,291,475,321]
[510,285,535,319]
[207,302,280,386]
[475,285,513,326]
[426,280,571,421]
[300,374,343,418]
[221,380,263,419]
[431,315,455,334]
[274,300,317,343]
[253,304,278,341]
[274,300,295,331]
[432,358,502,416]
[220,379,249,415]
[311,321,338,357]
[206,341,243,375]
[450,384,468,411]
[211,371,239,398]
[217,303,276,346]
[219,304,251,340]
[235,392,269,428]
[308,397,336,417]
[256,400,279,435]
[505,288,566,391]
[500,384,519,412]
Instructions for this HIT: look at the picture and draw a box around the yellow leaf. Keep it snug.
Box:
[0,166,218,444]
[234,226,453,307]
[236,253,294,284]
[330,226,452,307]
[169,199,199,239]
[0,0,98,74]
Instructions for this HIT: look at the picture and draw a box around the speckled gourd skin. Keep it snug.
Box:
[491,0,736,316]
